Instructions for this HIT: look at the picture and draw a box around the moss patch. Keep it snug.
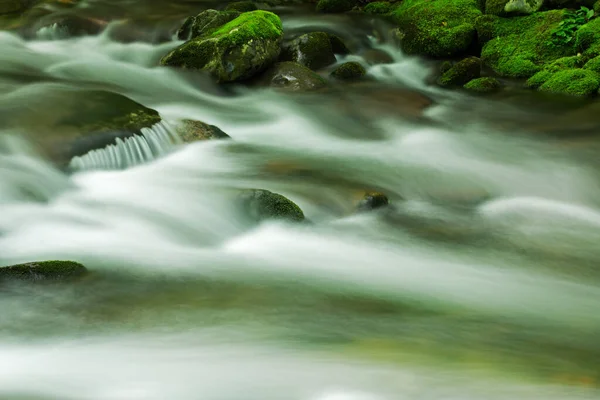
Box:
[464,77,502,93]
[330,61,367,80]
[364,1,392,14]
[439,56,481,86]
[0,261,88,283]
[538,68,600,96]
[576,18,600,60]
[177,9,240,40]
[392,0,482,58]
[583,54,600,72]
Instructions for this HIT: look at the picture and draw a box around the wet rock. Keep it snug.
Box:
[176,120,230,142]
[281,32,337,70]
[438,57,481,86]
[356,192,389,212]
[162,10,283,83]
[363,1,393,15]
[238,189,305,222]
[391,0,482,58]
[257,61,328,91]
[328,33,350,55]
[537,69,600,96]
[177,9,240,41]
[225,1,258,12]
[360,48,394,65]
[485,0,544,16]
[316,0,358,13]
[330,61,367,81]
[35,14,106,38]
[0,261,88,283]
[464,77,502,93]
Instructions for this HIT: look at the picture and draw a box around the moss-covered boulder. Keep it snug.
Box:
[316,0,358,13]
[176,120,230,142]
[257,61,328,91]
[225,1,258,12]
[330,61,367,80]
[328,33,350,55]
[538,68,600,96]
[464,77,502,93]
[162,10,283,83]
[0,261,88,283]
[479,10,576,78]
[525,56,585,88]
[356,192,389,212]
[576,18,600,60]
[485,0,544,16]
[391,0,482,58]
[177,9,240,41]
[281,32,337,70]
[238,189,305,222]
[583,54,600,72]
[439,57,481,86]
[364,1,393,14]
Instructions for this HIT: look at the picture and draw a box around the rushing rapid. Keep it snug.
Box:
[1,2,600,399]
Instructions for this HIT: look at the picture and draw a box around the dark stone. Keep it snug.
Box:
[357,192,389,212]
[281,32,337,70]
[257,61,328,91]
[0,261,88,283]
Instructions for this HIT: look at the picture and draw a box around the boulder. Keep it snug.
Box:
[238,189,305,222]
[177,9,240,41]
[281,32,337,70]
[0,261,88,283]
[330,61,367,80]
[538,69,600,96]
[257,61,328,91]
[176,120,230,141]
[162,10,283,83]
[392,0,482,58]
[463,77,502,93]
[356,192,389,212]
[438,57,481,86]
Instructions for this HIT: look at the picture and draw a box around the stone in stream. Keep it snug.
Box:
[238,189,305,223]
[356,192,389,212]
[464,77,503,93]
[280,32,337,71]
[328,33,350,55]
[225,1,258,12]
[0,261,88,283]
[316,0,358,13]
[438,57,482,86]
[176,120,230,141]
[330,61,367,81]
[177,9,241,41]
[162,10,283,83]
[256,61,328,91]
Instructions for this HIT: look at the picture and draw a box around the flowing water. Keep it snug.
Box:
[1,1,600,399]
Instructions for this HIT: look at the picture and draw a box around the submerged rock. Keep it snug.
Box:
[392,0,482,57]
[281,32,337,71]
[257,61,328,91]
[162,10,283,82]
[438,57,481,86]
[238,189,305,222]
[176,120,230,141]
[330,61,367,81]
[0,261,88,282]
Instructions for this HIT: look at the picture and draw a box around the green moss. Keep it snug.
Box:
[330,61,367,80]
[239,189,305,222]
[177,10,240,40]
[524,56,584,88]
[210,10,282,44]
[392,0,482,57]
[364,1,392,14]
[0,261,88,282]
[525,69,553,88]
[538,68,600,96]
[316,0,358,13]
[576,18,600,59]
[463,77,502,92]
[225,1,258,12]
[439,57,482,86]
[480,10,576,78]
[583,55,600,72]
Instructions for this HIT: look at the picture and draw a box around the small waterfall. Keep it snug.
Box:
[69,121,181,171]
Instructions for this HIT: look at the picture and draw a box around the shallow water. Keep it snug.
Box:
[1,1,600,399]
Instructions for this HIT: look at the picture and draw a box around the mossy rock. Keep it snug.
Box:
[525,56,584,88]
[328,33,350,55]
[538,68,600,96]
[257,61,328,91]
[238,189,305,222]
[485,0,544,16]
[0,261,88,283]
[225,1,258,12]
[281,32,336,70]
[356,192,389,212]
[583,55,600,73]
[176,120,230,142]
[316,0,358,13]
[162,10,283,83]
[439,57,481,86]
[177,9,241,40]
[364,1,392,14]
[576,18,600,60]
[391,0,482,58]
[330,61,367,81]
[464,77,502,93]
[479,10,576,78]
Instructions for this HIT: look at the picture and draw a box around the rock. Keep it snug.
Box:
[281,32,337,70]
[257,61,328,91]
[576,18,600,60]
[479,10,576,78]
[538,69,600,96]
[328,33,350,55]
[438,57,481,86]
[238,189,305,222]
[0,261,88,283]
[525,56,585,88]
[177,9,241,41]
[162,10,283,83]
[330,61,367,80]
[35,14,106,38]
[225,1,258,12]
[463,77,502,93]
[176,120,230,142]
[391,0,482,58]
[363,1,392,14]
[485,0,544,16]
[583,55,600,73]
[316,0,358,13]
[356,192,389,212]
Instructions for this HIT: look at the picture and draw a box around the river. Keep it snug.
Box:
[1,1,600,399]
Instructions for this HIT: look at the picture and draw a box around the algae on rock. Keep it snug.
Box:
[464,77,502,93]
[0,261,88,282]
[162,10,283,83]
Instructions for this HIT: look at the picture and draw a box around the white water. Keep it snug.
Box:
[1,12,600,400]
